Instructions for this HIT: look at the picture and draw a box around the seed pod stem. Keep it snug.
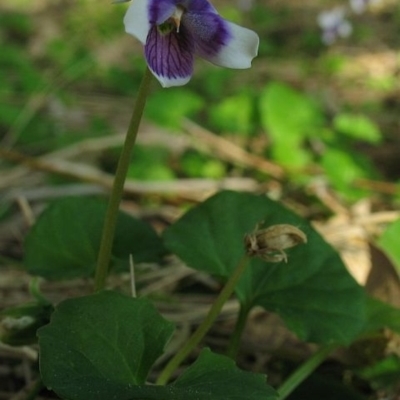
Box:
[156,255,250,385]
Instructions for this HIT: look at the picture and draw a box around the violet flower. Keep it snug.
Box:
[317,7,352,45]
[124,0,259,87]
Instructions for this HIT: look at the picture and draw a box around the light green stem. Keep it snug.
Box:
[29,278,50,304]
[226,302,251,359]
[277,343,338,399]
[94,67,153,292]
[156,256,250,385]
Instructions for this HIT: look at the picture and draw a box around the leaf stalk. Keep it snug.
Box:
[226,302,252,359]
[156,256,250,385]
[277,343,338,399]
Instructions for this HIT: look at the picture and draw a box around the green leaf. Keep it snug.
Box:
[270,140,311,170]
[169,348,277,400]
[181,150,226,179]
[357,355,400,390]
[127,145,175,181]
[321,148,376,200]
[118,349,276,400]
[163,191,366,344]
[24,197,165,280]
[259,82,323,168]
[38,293,274,400]
[334,113,381,143]
[363,297,400,335]
[38,291,175,400]
[145,88,204,129]
[377,219,400,272]
[260,82,317,138]
[210,92,255,135]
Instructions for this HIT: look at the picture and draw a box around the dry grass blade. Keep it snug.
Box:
[182,118,285,179]
[0,147,259,201]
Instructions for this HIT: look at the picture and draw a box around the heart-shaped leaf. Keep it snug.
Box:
[24,197,166,280]
[38,292,275,400]
[169,348,277,400]
[112,349,277,400]
[38,291,175,400]
[259,82,322,169]
[163,190,366,344]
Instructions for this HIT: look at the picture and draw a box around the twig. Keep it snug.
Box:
[354,210,400,226]
[307,178,349,215]
[0,147,259,200]
[0,344,37,362]
[354,178,399,195]
[3,184,107,202]
[181,118,285,179]
[15,196,36,227]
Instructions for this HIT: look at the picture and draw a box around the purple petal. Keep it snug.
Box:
[183,11,231,58]
[184,0,218,14]
[145,25,195,87]
[148,0,180,25]
[148,0,218,25]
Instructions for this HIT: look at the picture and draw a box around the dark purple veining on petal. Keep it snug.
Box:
[182,11,232,58]
[148,0,180,25]
[145,24,194,80]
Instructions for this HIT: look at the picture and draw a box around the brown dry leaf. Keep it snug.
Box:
[366,244,400,308]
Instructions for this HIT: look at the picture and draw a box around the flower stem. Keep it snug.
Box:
[226,302,251,359]
[156,256,250,385]
[94,67,153,292]
[277,343,338,400]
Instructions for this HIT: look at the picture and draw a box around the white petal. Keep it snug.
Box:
[203,22,259,69]
[123,0,150,44]
[150,70,191,88]
[317,7,346,29]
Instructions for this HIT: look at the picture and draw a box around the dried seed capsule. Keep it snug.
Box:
[244,223,307,263]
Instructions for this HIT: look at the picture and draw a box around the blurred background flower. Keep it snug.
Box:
[317,7,352,45]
